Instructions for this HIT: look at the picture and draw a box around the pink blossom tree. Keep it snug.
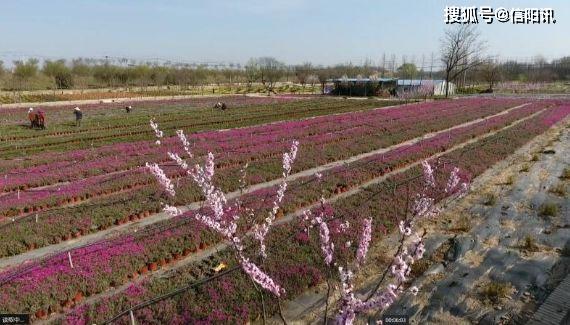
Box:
[145,120,298,322]
[300,159,469,324]
[145,120,470,325]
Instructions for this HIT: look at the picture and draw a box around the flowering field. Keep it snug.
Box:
[0,96,568,323]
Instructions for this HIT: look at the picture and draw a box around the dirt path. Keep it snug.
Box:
[0,93,238,109]
[0,103,533,270]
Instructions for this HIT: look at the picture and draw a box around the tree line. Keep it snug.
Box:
[0,51,568,93]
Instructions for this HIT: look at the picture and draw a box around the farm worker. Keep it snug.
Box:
[28,108,35,127]
[37,109,46,129]
[73,107,83,127]
[125,105,132,113]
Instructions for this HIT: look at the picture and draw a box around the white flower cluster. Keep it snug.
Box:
[150,120,163,145]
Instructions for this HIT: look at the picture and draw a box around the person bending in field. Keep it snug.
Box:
[214,102,227,110]
[125,105,132,113]
[28,108,35,128]
[36,109,46,129]
[73,107,83,127]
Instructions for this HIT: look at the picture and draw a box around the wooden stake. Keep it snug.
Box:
[68,252,74,268]
[130,310,136,325]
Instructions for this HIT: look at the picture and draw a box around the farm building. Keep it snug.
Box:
[329,78,456,97]
[397,79,456,96]
[329,78,398,96]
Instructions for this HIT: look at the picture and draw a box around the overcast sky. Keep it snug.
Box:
[1,0,568,66]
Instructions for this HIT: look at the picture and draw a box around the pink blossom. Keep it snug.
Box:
[282,140,299,176]
[150,120,163,145]
[398,220,412,236]
[336,266,357,325]
[445,167,460,193]
[254,140,299,258]
[356,218,372,265]
[421,160,435,187]
[410,286,419,296]
[319,221,334,265]
[315,172,323,181]
[339,221,350,232]
[240,258,283,297]
[145,123,298,298]
[163,205,183,217]
[176,129,193,158]
[145,162,176,196]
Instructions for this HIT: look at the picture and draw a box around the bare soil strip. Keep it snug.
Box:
[0,93,240,109]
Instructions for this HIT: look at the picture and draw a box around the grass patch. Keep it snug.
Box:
[531,153,540,162]
[561,167,570,180]
[410,258,432,277]
[539,202,558,217]
[481,281,512,304]
[504,174,516,185]
[520,235,539,252]
[519,164,530,173]
[483,193,497,206]
[549,183,567,197]
[453,214,472,232]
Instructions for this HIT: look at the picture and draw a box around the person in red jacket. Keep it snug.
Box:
[28,108,35,128]
[37,109,46,129]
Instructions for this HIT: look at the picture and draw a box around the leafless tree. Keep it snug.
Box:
[315,68,331,94]
[294,62,313,89]
[307,74,319,93]
[245,58,261,91]
[440,25,485,97]
[479,58,501,90]
[257,57,285,95]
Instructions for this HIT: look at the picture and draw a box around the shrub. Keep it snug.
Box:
[483,193,497,206]
[55,72,74,89]
[481,281,511,303]
[531,153,540,161]
[539,202,558,217]
[519,164,530,172]
[521,235,539,252]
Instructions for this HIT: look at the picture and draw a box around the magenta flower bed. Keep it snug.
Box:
[58,102,570,324]
[2,97,524,193]
[1,100,564,317]
[0,98,529,222]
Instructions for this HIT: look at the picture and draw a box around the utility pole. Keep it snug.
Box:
[429,52,435,79]
[420,54,425,82]
[381,53,386,78]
